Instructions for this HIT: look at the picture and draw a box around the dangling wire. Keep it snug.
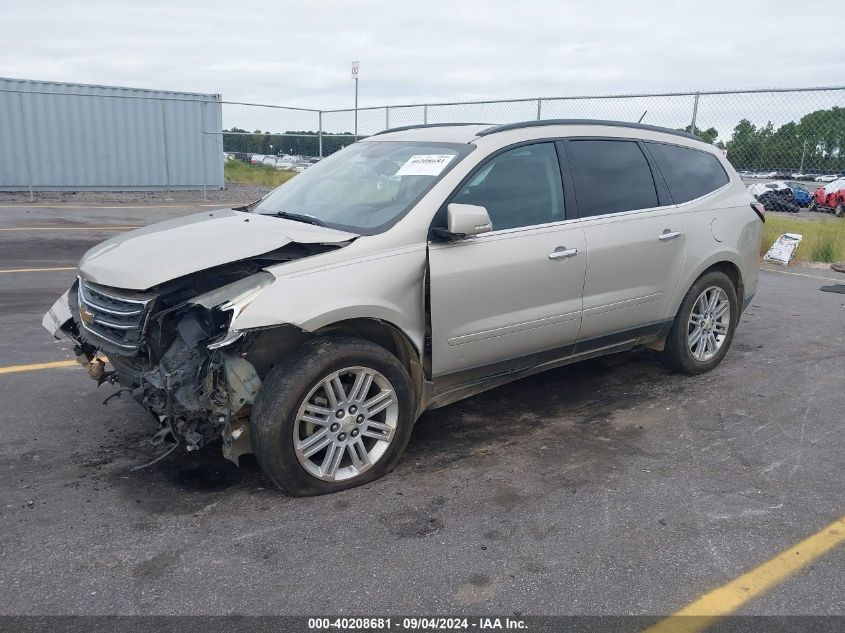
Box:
[130,436,180,471]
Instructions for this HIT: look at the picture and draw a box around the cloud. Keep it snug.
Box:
[0,0,836,136]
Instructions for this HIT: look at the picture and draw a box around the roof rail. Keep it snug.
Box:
[476,119,703,141]
[372,122,492,136]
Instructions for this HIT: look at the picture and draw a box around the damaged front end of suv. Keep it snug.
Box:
[43,210,357,464]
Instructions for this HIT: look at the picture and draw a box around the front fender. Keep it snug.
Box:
[231,245,427,351]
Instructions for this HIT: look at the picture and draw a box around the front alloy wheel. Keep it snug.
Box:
[251,336,415,496]
[293,367,398,481]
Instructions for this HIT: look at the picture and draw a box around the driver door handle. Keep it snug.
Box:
[548,247,579,260]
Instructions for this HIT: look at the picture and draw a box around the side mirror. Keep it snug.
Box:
[436,203,493,240]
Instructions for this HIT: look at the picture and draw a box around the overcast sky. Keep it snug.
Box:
[2,0,839,110]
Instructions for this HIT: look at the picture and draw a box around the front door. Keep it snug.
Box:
[428,142,586,377]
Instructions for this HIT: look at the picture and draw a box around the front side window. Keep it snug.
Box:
[451,142,564,231]
[254,140,473,234]
[567,140,658,217]
[645,142,729,203]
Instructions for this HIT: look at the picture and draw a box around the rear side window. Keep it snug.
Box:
[567,140,658,217]
[645,142,729,203]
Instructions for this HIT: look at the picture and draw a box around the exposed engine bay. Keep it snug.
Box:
[55,242,342,464]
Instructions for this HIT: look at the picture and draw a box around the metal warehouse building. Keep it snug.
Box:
[0,77,224,193]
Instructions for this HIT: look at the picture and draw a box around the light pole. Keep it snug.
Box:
[351,61,359,141]
[799,139,808,174]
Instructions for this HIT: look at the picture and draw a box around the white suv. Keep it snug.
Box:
[44,120,763,495]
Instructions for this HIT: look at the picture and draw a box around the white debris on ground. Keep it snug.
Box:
[763,233,803,266]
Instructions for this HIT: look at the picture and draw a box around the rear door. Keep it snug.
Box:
[565,138,687,343]
[428,142,586,377]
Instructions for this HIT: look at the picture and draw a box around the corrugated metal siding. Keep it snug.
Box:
[0,77,223,191]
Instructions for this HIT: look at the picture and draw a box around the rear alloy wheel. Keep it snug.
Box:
[686,287,731,362]
[836,203,845,218]
[658,271,738,374]
[251,336,414,496]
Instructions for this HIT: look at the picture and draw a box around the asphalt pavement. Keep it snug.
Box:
[0,202,843,617]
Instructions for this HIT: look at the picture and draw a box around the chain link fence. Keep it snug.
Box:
[222,87,845,183]
[6,83,839,195]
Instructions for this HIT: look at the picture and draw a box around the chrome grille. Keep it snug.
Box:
[76,277,155,354]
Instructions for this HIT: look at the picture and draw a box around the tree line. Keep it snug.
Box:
[685,106,845,172]
[222,128,357,157]
[223,105,845,171]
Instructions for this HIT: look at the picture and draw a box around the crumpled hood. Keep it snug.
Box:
[78,208,358,290]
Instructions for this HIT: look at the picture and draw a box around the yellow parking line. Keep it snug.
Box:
[0,360,78,375]
[0,267,76,274]
[644,516,845,633]
[0,226,140,231]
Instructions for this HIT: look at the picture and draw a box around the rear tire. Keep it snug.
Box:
[251,336,415,496]
[658,271,738,375]
[836,203,845,218]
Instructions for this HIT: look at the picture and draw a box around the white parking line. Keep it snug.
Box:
[761,267,843,284]
[0,226,139,232]
[0,203,245,209]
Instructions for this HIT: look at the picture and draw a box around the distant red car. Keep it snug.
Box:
[811,178,845,216]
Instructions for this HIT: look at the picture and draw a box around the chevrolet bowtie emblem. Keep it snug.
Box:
[79,307,95,325]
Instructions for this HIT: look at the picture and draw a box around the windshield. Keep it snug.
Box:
[253,140,473,234]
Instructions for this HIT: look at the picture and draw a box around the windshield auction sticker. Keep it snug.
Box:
[395,154,455,176]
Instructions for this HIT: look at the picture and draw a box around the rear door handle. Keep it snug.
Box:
[548,247,579,260]
[658,230,682,241]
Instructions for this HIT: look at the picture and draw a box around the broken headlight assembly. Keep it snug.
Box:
[100,271,275,461]
[190,270,275,349]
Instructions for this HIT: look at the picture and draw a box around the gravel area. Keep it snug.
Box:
[0,182,270,206]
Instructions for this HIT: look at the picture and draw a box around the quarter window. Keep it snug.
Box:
[645,142,729,203]
[568,140,658,217]
[451,143,564,230]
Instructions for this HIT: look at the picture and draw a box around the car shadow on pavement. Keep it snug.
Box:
[82,348,677,508]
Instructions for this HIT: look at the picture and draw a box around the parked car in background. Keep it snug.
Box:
[250,154,268,165]
[815,174,842,182]
[747,181,800,213]
[274,157,298,171]
[810,179,845,216]
[43,120,763,495]
[784,181,812,206]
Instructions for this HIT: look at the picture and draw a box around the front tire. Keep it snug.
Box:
[251,336,415,496]
[658,271,738,375]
